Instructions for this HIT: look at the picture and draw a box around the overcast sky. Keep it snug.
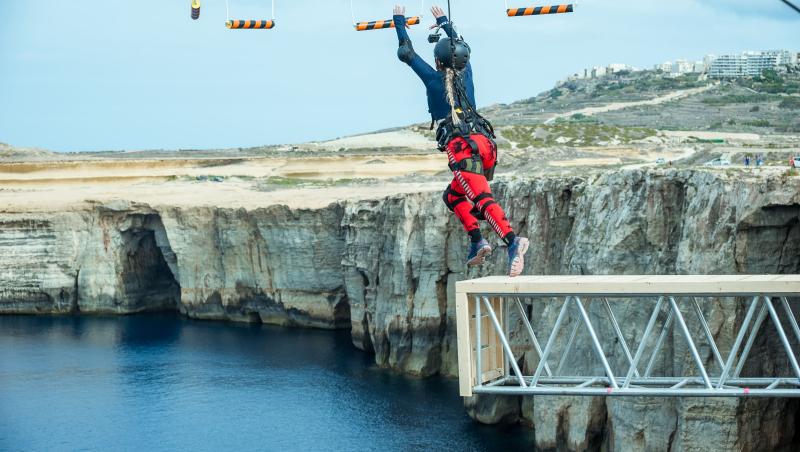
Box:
[0,0,797,152]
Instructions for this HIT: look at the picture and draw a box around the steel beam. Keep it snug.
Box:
[461,289,800,398]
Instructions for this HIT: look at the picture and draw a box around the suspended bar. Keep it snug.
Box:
[191,0,201,20]
[226,19,276,29]
[355,16,420,31]
[507,4,574,16]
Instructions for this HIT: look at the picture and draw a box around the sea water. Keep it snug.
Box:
[0,315,535,451]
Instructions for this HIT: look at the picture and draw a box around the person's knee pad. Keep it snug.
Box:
[443,188,467,212]
[469,205,485,221]
[473,192,497,218]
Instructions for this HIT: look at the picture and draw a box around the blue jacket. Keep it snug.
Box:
[393,15,476,121]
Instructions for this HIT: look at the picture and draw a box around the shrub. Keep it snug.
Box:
[779,97,800,110]
[743,119,771,127]
[701,94,775,105]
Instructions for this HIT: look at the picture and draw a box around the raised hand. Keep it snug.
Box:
[394,5,406,16]
[431,5,446,19]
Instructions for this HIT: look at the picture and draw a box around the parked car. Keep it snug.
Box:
[704,158,731,167]
[655,157,666,164]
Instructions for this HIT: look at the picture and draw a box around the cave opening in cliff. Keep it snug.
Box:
[118,215,180,312]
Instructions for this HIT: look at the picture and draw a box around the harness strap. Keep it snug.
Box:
[473,193,493,204]
[479,200,497,216]
[469,204,486,221]
[448,156,483,174]
[464,136,480,156]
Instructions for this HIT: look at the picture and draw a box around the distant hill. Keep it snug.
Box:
[0,143,56,161]
[482,69,800,134]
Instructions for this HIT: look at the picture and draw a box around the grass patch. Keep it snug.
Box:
[502,123,658,148]
[700,94,779,105]
[779,97,800,110]
[742,119,772,127]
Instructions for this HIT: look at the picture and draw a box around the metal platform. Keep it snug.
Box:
[455,275,800,397]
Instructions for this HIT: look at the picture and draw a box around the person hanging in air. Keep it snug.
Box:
[393,4,529,276]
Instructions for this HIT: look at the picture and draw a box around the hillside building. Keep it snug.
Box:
[708,50,796,78]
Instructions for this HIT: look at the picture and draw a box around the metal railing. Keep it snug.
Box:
[455,276,800,397]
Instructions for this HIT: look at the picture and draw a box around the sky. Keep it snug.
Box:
[0,0,797,152]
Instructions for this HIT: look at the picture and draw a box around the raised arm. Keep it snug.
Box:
[393,6,438,83]
[430,6,473,76]
[430,6,455,38]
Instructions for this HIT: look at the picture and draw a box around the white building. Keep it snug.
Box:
[591,66,607,78]
[607,63,631,73]
[654,62,672,72]
[709,50,796,78]
[671,59,694,75]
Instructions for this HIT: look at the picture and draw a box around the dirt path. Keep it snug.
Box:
[544,84,718,125]
[662,131,760,141]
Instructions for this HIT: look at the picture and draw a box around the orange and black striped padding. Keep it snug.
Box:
[507,4,573,16]
[355,16,420,31]
[226,19,276,29]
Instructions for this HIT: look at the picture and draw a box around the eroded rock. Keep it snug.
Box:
[2,169,800,450]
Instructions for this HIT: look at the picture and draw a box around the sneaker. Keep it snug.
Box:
[466,239,492,266]
[507,237,530,277]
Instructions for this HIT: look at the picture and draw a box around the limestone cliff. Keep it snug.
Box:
[2,168,799,450]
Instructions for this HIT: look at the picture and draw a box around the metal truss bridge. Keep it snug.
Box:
[456,275,800,397]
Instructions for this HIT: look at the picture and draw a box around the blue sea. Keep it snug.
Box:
[0,315,534,451]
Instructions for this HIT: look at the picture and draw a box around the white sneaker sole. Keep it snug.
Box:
[508,238,530,277]
[467,245,493,267]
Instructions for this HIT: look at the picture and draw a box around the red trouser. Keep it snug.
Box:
[443,134,514,239]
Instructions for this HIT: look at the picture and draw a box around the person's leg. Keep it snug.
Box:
[443,184,479,233]
[443,184,492,266]
[446,138,514,243]
[446,135,529,276]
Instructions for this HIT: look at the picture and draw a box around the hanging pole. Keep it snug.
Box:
[507,4,574,17]
[225,0,276,29]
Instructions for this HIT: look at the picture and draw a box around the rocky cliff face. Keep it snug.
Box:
[2,169,799,450]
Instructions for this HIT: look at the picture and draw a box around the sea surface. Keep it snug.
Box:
[0,314,535,451]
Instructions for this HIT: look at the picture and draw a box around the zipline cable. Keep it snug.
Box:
[781,0,800,14]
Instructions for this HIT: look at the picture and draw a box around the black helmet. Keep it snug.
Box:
[434,37,470,71]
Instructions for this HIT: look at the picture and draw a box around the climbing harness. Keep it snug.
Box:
[505,1,575,16]
[225,0,276,29]
[190,0,201,20]
[435,75,496,153]
[351,0,423,31]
